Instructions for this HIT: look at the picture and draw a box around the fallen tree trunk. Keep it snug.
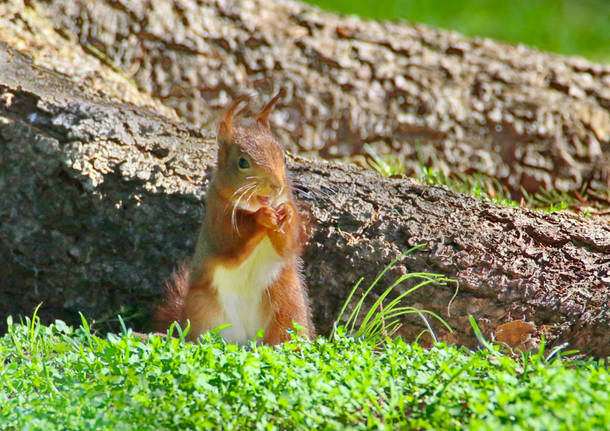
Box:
[27,0,610,200]
[1,43,609,357]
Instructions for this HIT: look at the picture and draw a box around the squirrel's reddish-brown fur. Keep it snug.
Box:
[154,93,314,345]
[154,263,189,330]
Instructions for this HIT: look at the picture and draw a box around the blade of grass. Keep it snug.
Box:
[344,245,425,332]
[331,276,364,339]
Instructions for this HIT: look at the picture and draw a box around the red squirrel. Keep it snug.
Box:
[155,93,314,345]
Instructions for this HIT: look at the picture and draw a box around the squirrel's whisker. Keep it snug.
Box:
[231,183,256,235]
[291,182,332,201]
[291,178,338,195]
[232,182,256,198]
[244,187,257,208]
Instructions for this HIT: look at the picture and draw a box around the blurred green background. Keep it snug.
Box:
[303,0,610,63]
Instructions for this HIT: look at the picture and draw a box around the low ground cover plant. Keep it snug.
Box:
[1,313,608,430]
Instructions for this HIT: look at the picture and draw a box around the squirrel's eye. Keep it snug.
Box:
[238,157,250,169]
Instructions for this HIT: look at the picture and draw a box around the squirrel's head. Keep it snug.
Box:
[214,92,289,211]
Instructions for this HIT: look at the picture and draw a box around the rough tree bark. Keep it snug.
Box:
[30,0,610,199]
[0,1,609,357]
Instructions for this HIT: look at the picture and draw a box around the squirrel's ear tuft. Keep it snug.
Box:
[218,96,248,142]
[256,89,284,130]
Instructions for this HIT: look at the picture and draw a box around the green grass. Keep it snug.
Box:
[335,244,454,344]
[303,0,610,63]
[362,144,610,215]
[1,315,609,430]
[363,144,568,212]
[416,165,610,215]
[417,165,519,208]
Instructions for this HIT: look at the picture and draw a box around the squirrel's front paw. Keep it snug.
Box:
[255,206,279,229]
[275,203,294,232]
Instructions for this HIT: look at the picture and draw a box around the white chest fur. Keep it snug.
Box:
[211,236,285,344]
